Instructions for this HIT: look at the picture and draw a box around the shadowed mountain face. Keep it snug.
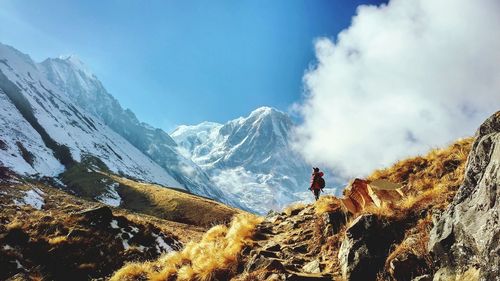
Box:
[172,107,323,214]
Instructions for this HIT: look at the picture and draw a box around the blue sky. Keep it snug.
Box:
[0,0,386,131]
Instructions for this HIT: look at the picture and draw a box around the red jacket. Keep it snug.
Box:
[310,172,324,190]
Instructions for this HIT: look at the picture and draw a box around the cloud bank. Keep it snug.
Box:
[293,0,500,177]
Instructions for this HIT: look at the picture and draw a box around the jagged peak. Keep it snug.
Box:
[43,54,96,79]
[249,106,284,118]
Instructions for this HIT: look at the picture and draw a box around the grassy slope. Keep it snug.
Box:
[112,175,242,228]
[0,180,206,280]
[59,155,242,229]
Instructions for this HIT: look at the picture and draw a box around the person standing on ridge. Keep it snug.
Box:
[309,167,325,201]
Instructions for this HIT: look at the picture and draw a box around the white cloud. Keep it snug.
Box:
[293,0,500,177]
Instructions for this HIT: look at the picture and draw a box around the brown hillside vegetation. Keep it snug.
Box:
[0,180,194,280]
[111,175,242,228]
[0,167,243,280]
[59,155,240,229]
[319,137,473,280]
[366,137,473,218]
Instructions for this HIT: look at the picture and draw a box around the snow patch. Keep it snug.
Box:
[96,182,121,207]
[112,222,140,251]
[152,233,174,254]
[13,188,45,210]
[15,259,25,270]
[110,220,119,229]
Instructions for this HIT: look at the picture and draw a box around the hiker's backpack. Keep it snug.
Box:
[318,177,326,189]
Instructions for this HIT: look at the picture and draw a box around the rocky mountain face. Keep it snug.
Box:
[429,112,500,281]
[37,54,232,204]
[172,107,318,214]
[0,43,180,188]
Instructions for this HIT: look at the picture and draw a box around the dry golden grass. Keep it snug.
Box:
[366,138,473,218]
[283,202,306,216]
[109,174,242,228]
[110,213,263,281]
[454,267,480,281]
[314,195,344,215]
[385,214,434,273]
[368,138,472,196]
[47,236,68,245]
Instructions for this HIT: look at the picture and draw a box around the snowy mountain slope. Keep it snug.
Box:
[37,55,231,203]
[0,43,180,188]
[172,107,318,213]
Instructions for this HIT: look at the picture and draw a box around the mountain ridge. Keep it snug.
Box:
[0,42,180,188]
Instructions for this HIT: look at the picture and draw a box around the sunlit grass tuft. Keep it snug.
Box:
[111,213,263,281]
[314,195,344,215]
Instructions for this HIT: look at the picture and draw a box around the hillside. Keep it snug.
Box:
[112,111,500,281]
[0,161,243,280]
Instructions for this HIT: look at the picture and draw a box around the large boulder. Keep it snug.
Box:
[429,111,500,281]
[338,214,405,281]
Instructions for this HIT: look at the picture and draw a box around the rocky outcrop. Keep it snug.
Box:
[341,178,404,215]
[338,214,405,281]
[429,111,500,281]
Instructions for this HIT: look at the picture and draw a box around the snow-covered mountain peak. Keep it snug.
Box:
[249,106,282,117]
[38,55,104,99]
[55,54,95,78]
[0,43,39,75]
[172,107,314,213]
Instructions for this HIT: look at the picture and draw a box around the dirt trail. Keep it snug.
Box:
[235,205,340,281]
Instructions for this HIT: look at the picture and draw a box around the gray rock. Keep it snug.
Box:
[322,208,348,236]
[338,214,404,281]
[285,272,333,281]
[77,206,113,221]
[429,111,500,281]
[302,259,321,273]
[412,274,432,281]
[245,255,285,272]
